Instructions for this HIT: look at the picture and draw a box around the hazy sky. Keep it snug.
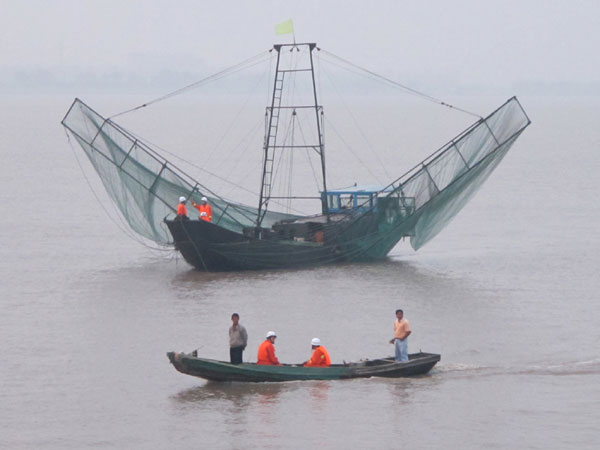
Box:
[2,0,599,89]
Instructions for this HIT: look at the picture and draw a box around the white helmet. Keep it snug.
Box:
[311,337,321,346]
[179,196,186,203]
[201,196,208,202]
[266,331,277,338]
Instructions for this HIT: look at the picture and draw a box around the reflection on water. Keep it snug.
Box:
[307,380,330,406]
[379,373,444,401]
[172,379,336,407]
[173,381,288,407]
[169,256,479,302]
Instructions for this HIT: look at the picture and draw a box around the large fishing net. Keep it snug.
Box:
[387,96,531,250]
[306,96,531,260]
[62,99,299,245]
[62,96,529,252]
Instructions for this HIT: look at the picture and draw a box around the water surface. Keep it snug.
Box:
[1,94,599,449]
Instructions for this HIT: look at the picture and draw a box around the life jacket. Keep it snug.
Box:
[304,345,331,367]
[257,340,279,365]
[194,203,212,222]
[177,203,187,216]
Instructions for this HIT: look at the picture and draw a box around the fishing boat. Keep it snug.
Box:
[167,351,440,382]
[61,42,531,271]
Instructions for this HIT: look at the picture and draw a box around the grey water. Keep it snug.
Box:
[1,94,599,449]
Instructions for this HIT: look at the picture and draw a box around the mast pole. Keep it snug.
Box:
[308,44,329,215]
[256,43,328,231]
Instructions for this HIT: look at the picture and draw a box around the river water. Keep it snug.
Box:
[1,94,599,449]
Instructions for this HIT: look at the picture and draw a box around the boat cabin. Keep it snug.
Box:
[321,186,414,216]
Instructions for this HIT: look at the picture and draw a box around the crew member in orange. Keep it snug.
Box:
[191,196,212,222]
[303,338,331,367]
[257,331,280,365]
[176,196,188,218]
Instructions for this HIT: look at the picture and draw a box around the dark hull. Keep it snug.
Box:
[166,219,344,271]
[167,351,440,382]
[165,216,406,271]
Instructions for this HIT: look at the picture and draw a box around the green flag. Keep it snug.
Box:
[275,19,294,35]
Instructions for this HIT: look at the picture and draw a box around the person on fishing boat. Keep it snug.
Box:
[191,196,212,222]
[229,313,248,364]
[303,338,331,367]
[176,196,188,219]
[257,331,280,365]
[389,309,411,362]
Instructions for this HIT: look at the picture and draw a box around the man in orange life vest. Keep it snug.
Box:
[303,337,331,367]
[257,331,280,365]
[176,196,188,218]
[191,196,212,222]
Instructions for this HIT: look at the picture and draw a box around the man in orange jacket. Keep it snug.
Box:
[176,196,188,218]
[257,331,280,365]
[303,338,331,367]
[191,196,212,222]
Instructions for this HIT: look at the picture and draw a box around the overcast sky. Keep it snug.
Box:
[2,0,599,91]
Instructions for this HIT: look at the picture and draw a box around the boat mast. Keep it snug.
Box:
[256,43,327,229]
[308,44,328,213]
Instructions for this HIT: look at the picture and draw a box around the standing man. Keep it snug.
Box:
[229,313,248,364]
[257,331,280,365]
[303,338,331,367]
[176,196,188,218]
[192,196,212,222]
[389,309,411,362]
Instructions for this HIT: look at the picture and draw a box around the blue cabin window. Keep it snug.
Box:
[328,195,340,210]
[322,189,380,213]
[356,194,373,209]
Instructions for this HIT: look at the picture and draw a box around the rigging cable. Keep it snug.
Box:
[108,49,271,119]
[113,121,308,216]
[270,112,296,208]
[205,55,273,169]
[320,49,482,119]
[287,111,295,213]
[320,61,391,182]
[323,115,383,183]
[115,125,257,199]
[294,117,322,191]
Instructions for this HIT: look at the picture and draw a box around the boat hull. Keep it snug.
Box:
[167,351,440,382]
[165,215,408,271]
[166,219,345,271]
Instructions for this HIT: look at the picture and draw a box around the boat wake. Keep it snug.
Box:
[512,358,600,376]
[436,358,600,378]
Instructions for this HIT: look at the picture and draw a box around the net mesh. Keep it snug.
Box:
[62,96,530,255]
[323,97,530,261]
[62,99,299,245]
[382,97,530,250]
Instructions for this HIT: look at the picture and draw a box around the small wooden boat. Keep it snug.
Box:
[167,351,440,382]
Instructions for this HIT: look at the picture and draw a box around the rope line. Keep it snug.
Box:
[320,49,482,119]
[320,62,390,182]
[108,50,271,119]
